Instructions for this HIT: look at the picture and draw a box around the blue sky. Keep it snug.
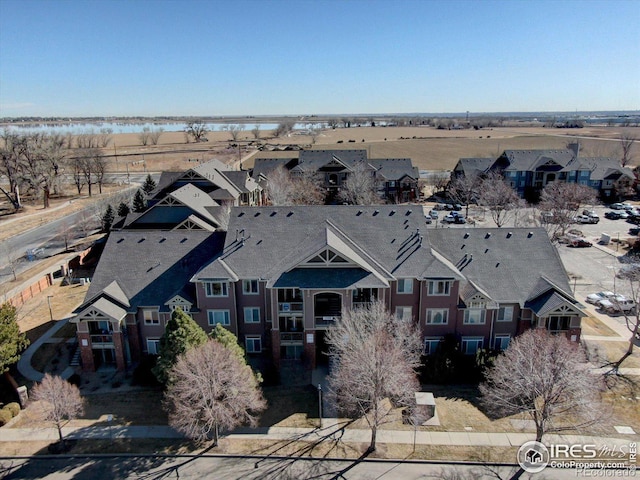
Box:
[0,0,638,117]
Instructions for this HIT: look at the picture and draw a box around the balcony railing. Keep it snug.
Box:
[90,334,113,345]
[278,302,303,313]
[315,316,339,328]
[280,332,304,345]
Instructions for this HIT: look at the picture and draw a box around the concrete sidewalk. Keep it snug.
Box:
[17,316,75,383]
[0,422,636,449]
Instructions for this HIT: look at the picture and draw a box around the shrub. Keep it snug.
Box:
[4,402,20,417]
[0,408,13,426]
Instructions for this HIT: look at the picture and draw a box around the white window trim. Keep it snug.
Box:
[427,280,451,296]
[205,281,228,298]
[426,308,449,325]
[494,334,510,351]
[397,279,413,294]
[207,309,230,326]
[143,308,160,325]
[462,337,484,355]
[146,338,160,355]
[245,336,262,353]
[497,306,513,322]
[242,279,259,295]
[423,337,443,355]
[463,308,486,325]
[395,306,412,321]
[244,307,261,324]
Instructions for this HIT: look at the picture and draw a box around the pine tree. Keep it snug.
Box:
[142,174,157,194]
[132,189,146,213]
[117,202,130,217]
[102,205,115,232]
[153,309,208,384]
[0,303,29,374]
[209,323,262,383]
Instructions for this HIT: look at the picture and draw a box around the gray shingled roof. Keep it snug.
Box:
[273,268,388,289]
[298,150,368,171]
[251,158,298,179]
[83,231,224,312]
[369,158,418,181]
[454,158,493,176]
[499,150,575,171]
[428,228,572,305]
[193,206,458,285]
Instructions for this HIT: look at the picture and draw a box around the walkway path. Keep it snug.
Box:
[17,316,75,383]
[0,422,636,449]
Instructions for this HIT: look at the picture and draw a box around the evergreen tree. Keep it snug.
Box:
[117,202,130,217]
[0,303,29,374]
[153,309,208,384]
[142,174,157,194]
[132,189,146,213]
[101,205,115,232]
[209,323,262,383]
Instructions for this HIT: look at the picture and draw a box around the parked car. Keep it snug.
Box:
[424,216,432,224]
[433,204,447,211]
[568,237,592,247]
[610,203,625,210]
[443,213,466,224]
[581,210,600,223]
[452,204,463,211]
[428,209,439,219]
[629,227,640,236]
[623,203,634,211]
[619,212,630,220]
[605,211,622,220]
[574,215,598,224]
[586,291,616,305]
[599,295,636,314]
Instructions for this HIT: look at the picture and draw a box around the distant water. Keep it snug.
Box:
[0,121,329,135]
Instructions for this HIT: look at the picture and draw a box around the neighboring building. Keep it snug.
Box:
[252,149,420,203]
[453,146,634,202]
[149,159,263,208]
[73,205,585,374]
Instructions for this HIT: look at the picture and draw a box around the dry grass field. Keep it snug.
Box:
[74,125,636,174]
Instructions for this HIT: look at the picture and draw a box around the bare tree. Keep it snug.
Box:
[76,148,99,197]
[309,126,321,145]
[251,124,261,140]
[92,150,108,194]
[0,130,23,208]
[480,329,602,443]
[98,128,113,148]
[265,166,324,206]
[604,264,640,373]
[326,300,422,453]
[448,174,481,217]
[478,172,520,227]
[539,182,597,239]
[184,121,209,143]
[138,127,151,146]
[620,133,636,167]
[18,133,65,208]
[163,339,266,445]
[31,373,84,450]
[76,130,98,149]
[228,124,245,142]
[338,161,379,205]
[272,121,295,138]
[0,239,20,282]
[149,127,164,145]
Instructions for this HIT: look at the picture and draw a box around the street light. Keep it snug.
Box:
[317,384,323,428]
[47,295,54,321]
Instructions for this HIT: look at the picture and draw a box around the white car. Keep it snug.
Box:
[599,295,636,313]
[586,291,615,305]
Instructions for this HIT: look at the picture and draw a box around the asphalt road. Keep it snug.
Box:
[0,174,155,284]
[0,455,617,480]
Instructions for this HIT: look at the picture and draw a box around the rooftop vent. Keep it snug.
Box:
[270,211,277,217]
[117,238,124,243]
[180,238,188,243]
[287,211,293,217]
[356,210,363,216]
[464,233,470,239]
[238,212,244,217]
[485,233,491,239]
[373,210,379,216]
[159,238,166,243]
[406,210,412,216]
[390,210,396,216]
[138,238,146,243]
[528,232,533,238]
[507,232,512,238]
[254,212,260,217]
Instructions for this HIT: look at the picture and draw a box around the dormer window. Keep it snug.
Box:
[427,280,450,296]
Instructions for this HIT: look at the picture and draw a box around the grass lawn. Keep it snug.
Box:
[260,385,319,428]
[581,315,620,337]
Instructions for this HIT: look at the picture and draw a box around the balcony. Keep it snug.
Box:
[278,302,303,313]
[315,316,339,329]
[280,332,304,345]
[90,334,113,345]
